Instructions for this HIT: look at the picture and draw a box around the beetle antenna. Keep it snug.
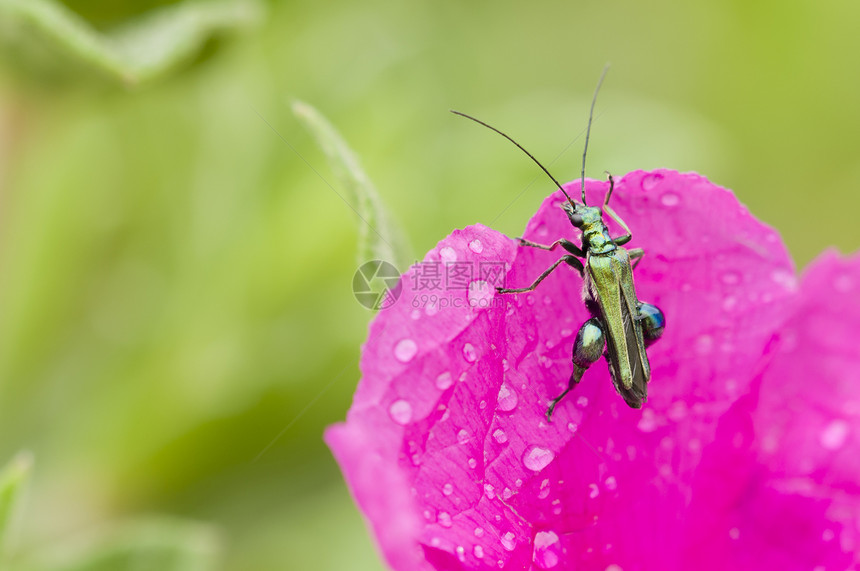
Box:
[581,63,610,205]
[450,110,575,206]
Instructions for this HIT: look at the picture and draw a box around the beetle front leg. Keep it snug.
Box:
[547,317,606,420]
[628,248,644,270]
[497,255,584,294]
[516,238,585,257]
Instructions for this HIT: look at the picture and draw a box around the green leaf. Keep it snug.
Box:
[292,100,413,270]
[0,452,33,564]
[0,0,263,86]
[24,518,221,571]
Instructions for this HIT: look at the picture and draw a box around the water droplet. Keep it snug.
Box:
[538,479,550,499]
[822,529,835,541]
[567,422,578,433]
[502,487,513,500]
[440,247,457,263]
[463,343,478,362]
[443,483,454,496]
[721,271,740,285]
[532,531,561,569]
[722,296,737,311]
[771,268,796,289]
[468,458,477,469]
[493,428,508,444]
[469,280,494,307]
[606,565,624,571]
[641,172,664,190]
[456,545,465,562]
[425,301,439,316]
[637,409,657,432]
[457,429,470,445]
[536,223,549,236]
[394,339,418,362]
[605,476,617,491]
[660,191,680,206]
[820,419,849,450]
[500,532,517,551]
[728,527,740,540]
[475,527,485,537]
[588,483,599,499]
[523,445,555,471]
[430,536,441,547]
[576,396,589,407]
[484,483,496,499]
[435,372,453,390]
[694,334,713,355]
[389,400,413,425]
[473,545,485,558]
[469,239,484,253]
[411,309,421,320]
[497,383,518,411]
[438,511,453,528]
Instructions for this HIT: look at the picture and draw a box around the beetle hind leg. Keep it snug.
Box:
[547,317,606,421]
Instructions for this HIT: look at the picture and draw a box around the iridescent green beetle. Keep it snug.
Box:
[452,67,665,419]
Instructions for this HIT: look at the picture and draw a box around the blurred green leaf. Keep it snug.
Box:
[0,0,262,86]
[26,518,220,571]
[0,452,32,564]
[292,100,413,270]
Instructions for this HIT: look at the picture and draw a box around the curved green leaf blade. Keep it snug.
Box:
[0,0,263,86]
[0,452,33,565]
[292,101,412,270]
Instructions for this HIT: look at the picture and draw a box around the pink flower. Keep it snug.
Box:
[325,170,860,570]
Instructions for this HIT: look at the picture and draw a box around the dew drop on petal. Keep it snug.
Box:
[469,280,494,307]
[588,483,600,499]
[637,409,657,432]
[411,309,421,320]
[538,478,551,499]
[457,429,470,445]
[605,476,618,491]
[493,429,508,444]
[469,239,484,253]
[642,172,663,190]
[456,545,465,562]
[523,445,555,471]
[532,531,561,569]
[721,271,740,285]
[835,274,854,292]
[463,343,478,362]
[500,532,517,551]
[473,545,485,558]
[820,419,849,450]
[438,511,453,528]
[484,483,496,499]
[497,383,518,411]
[660,191,680,206]
[425,301,439,316]
[468,458,477,469]
[728,527,740,540]
[576,396,589,407]
[435,372,453,390]
[443,483,454,496]
[694,334,713,355]
[389,400,413,425]
[606,565,624,571]
[474,527,485,538]
[440,246,457,263]
[394,339,418,362]
[771,268,796,289]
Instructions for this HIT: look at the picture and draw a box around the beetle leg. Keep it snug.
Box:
[497,255,583,294]
[547,317,606,421]
[603,172,633,246]
[628,248,644,270]
[517,238,585,257]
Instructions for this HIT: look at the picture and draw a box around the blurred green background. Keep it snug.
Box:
[1,0,859,569]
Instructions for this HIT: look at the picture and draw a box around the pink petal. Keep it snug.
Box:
[327,170,797,570]
[685,251,860,570]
